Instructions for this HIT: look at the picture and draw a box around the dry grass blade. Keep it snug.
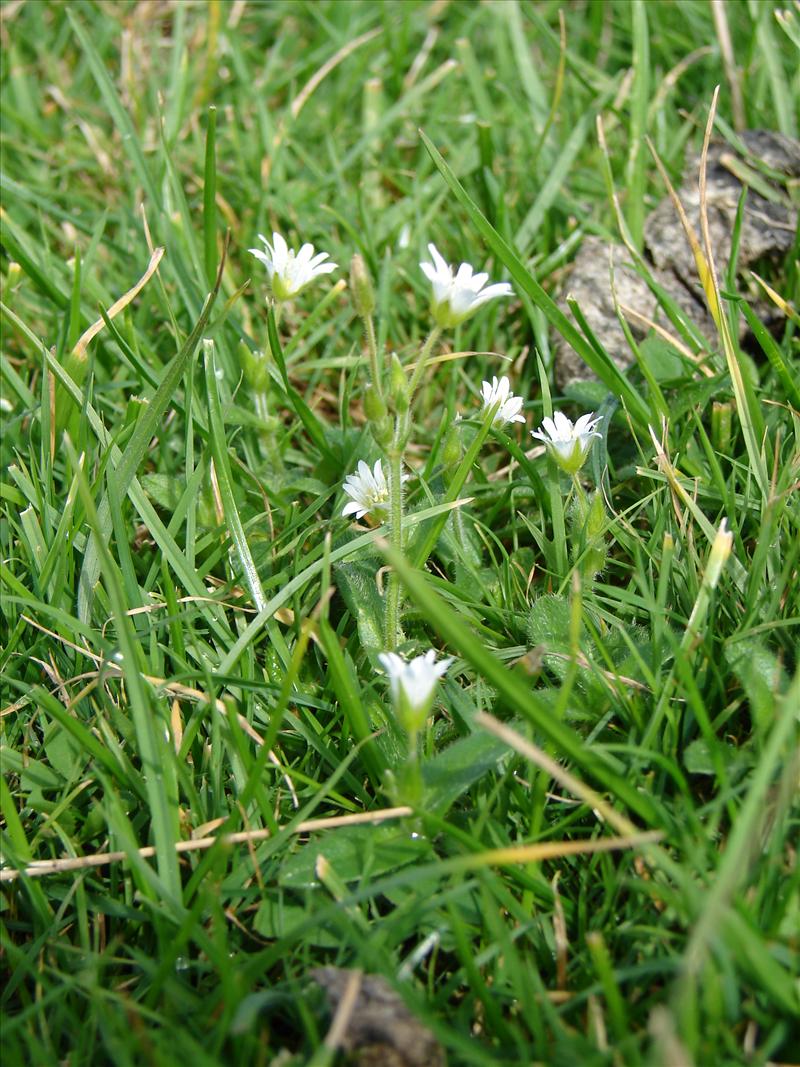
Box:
[749,270,800,326]
[475,712,641,837]
[710,0,745,130]
[698,88,768,495]
[1,806,413,883]
[322,969,363,1052]
[290,29,381,121]
[645,135,721,327]
[72,246,164,359]
[457,832,663,871]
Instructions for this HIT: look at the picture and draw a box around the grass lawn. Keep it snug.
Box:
[1,1,799,1064]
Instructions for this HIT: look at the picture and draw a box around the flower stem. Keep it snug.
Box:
[385,445,405,649]
[363,312,383,399]
[406,325,442,409]
[408,406,496,571]
[382,327,442,648]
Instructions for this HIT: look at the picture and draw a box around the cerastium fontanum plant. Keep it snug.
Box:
[248,228,623,805]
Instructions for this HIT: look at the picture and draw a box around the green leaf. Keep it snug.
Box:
[317,617,386,785]
[422,731,509,815]
[740,301,800,409]
[77,248,226,621]
[334,560,384,653]
[253,896,341,948]
[141,473,217,528]
[278,823,430,890]
[267,304,336,464]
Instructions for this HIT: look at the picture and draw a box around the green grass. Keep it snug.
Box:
[1,1,799,1064]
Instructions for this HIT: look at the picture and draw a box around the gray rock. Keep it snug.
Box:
[555,130,799,389]
[312,966,446,1067]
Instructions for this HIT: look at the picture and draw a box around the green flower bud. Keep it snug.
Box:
[371,416,394,449]
[704,518,733,590]
[363,384,387,423]
[241,347,270,393]
[350,253,375,317]
[586,491,606,541]
[441,421,462,472]
[389,352,409,413]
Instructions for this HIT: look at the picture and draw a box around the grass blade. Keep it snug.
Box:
[77,244,226,621]
[203,339,267,613]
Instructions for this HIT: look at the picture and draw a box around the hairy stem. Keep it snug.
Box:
[363,312,383,398]
[405,325,442,412]
[384,446,405,649]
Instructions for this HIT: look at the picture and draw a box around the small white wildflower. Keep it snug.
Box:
[480,376,526,427]
[341,459,407,521]
[249,231,336,301]
[420,243,512,329]
[531,411,603,474]
[378,650,453,734]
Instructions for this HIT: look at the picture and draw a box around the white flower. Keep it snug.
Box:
[249,231,336,301]
[531,411,603,474]
[480,376,526,426]
[341,459,406,521]
[420,243,512,328]
[378,650,452,733]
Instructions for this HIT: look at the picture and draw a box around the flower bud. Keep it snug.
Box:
[704,518,733,590]
[350,253,375,317]
[586,491,605,541]
[241,346,270,393]
[363,384,387,423]
[378,651,452,738]
[441,421,462,472]
[371,417,393,449]
[389,352,409,413]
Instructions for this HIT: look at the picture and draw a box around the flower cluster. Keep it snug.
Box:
[250,228,609,800]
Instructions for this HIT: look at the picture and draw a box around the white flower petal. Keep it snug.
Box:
[250,230,336,299]
[530,409,601,472]
[480,375,526,427]
[428,243,449,276]
[378,650,452,716]
[420,244,512,327]
[341,458,391,520]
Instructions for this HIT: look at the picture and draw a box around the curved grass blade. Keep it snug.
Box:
[67,442,183,908]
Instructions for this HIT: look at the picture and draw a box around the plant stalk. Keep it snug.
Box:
[384,444,405,649]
